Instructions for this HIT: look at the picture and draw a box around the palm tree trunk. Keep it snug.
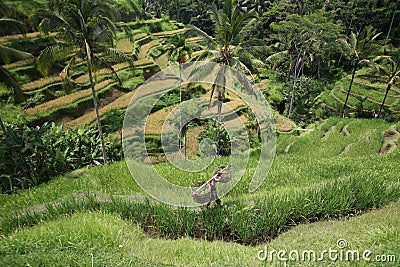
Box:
[342,61,358,118]
[215,62,227,156]
[386,6,397,41]
[216,92,223,155]
[85,41,107,164]
[288,86,295,118]
[184,124,187,158]
[378,83,391,117]
[288,53,303,118]
[216,65,227,156]
[179,63,183,159]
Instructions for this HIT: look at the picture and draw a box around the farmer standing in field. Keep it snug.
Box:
[206,170,223,207]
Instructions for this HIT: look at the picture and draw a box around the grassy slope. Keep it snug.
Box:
[0,118,399,266]
[0,202,398,266]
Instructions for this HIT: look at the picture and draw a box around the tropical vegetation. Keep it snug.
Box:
[0,0,399,266]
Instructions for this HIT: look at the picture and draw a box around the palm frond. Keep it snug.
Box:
[32,9,68,34]
[228,56,255,78]
[0,45,33,64]
[99,46,135,66]
[92,0,119,22]
[230,12,256,45]
[89,16,117,43]
[188,61,218,82]
[191,49,220,63]
[36,43,75,75]
[185,24,217,46]
[0,0,10,16]
[0,66,20,90]
[0,18,26,36]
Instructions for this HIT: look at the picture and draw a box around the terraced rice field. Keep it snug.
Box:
[25,79,115,115]
[318,69,400,115]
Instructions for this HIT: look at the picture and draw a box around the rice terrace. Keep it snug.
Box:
[0,0,400,266]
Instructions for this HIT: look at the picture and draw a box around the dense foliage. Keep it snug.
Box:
[0,121,121,193]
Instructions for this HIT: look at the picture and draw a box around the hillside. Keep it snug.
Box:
[1,19,180,126]
[317,68,400,119]
[1,118,399,266]
[1,1,400,265]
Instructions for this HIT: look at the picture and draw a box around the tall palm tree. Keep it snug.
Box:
[190,0,262,153]
[34,0,134,164]
[338,26,383,118]
[166,34,192,159]
[373,48,400,117]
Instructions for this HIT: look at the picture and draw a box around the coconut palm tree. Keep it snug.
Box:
[34,0,134,164]
[189,0,262,154]
[373,48,400,117]
[166,34,192,159]
[338,26,383,118]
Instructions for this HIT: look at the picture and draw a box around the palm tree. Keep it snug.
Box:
[338,26,383,118]
[34,0,134,164]
[190,0,262,153]
[166,34,192,159]
[373,48,400,117]
[0,0,33,102]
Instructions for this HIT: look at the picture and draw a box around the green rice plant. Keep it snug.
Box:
[0,102,27,123]
[0,31,47,43]
[148,45,163,58]
[350,85,399,106]
[28,86,115,126]
[10,65,42,84]
[2,58,34,70]
[25,81,65,104]
[3,35,56,57]
[117,19,163,31]
[153,203,182,238]
[66,85,142,128]
[152,28,186,37]
[2,167,400,245]
[331,85,378,111]
[22,75,63,92]
[176,207,197,236]
[353,77,392,92]
[318,90,343,112]
[74,63,131,84]
[160,21,179,32]
[138,39,162,59]
[25,79,114,115]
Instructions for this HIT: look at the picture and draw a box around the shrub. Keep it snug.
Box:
[0,122,121,193]
[198,119,231,156]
